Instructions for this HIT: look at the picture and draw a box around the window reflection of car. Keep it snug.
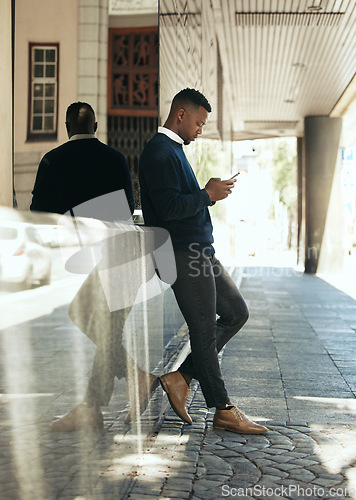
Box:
[0,222,52,290]
[35,224,59,248]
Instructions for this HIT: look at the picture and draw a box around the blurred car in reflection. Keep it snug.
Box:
[35,224,59,247]
[0,222,52,290]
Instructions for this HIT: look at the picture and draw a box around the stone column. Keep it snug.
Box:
[297,137,304,267]
[77,0,108,142]
[0,0,13,207]
[304,116,343,274]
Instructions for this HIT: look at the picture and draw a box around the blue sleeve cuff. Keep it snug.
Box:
[201,189,215,206]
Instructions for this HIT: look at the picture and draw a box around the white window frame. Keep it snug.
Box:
[28,43,59,139]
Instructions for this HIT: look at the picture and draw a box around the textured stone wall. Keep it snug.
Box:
[77,0,109,142]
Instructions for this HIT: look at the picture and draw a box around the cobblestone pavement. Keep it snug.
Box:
[126,387,356,500]
[1,267,356,499]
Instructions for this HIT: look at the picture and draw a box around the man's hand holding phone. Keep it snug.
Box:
[204,175,237,202]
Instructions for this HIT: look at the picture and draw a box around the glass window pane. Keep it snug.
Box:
[45,65,55,78]
[46,49,56,63]
[45,84,55,97]
[45,99,54,114]
[34,49,44,62]
[32,116,42,131]
[33,100,43,114]
[30,45,58,136]
[34,64,44,77]
[34,84,43,97]
[44,116,54,131]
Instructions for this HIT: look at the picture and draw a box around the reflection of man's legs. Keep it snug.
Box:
[84,306,132,408]
[50,305,132,431]
[50,226,164,430]
[84,304,158,423]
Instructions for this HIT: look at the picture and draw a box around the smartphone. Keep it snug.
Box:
[230,172,240,179]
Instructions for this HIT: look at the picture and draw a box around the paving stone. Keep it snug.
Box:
[307,464,331,475]
[203,436,224,446]
[192,484,226,499]
[257,474,287,485]
[318,473,344,484]
[161,491,191,499]
[261,448,288,455]
[289,469,316,481]
[243,451,270,459]
[204,473,232,482]
[312,476,345,487]
[163,472,195,482]
[202,443,226,452]
[195,465,207,477]
[251,458,278,467]
[274,463,304,472]
[166,463,197,473]
[265,454,295,464]
[290,458,319,466]
[260,467,289,478]
[219,477,258,490]
[198,453,232,473]
[273,444,295,451]
[236,445,261,453]
[214,449,242,458]
[163,479,192,492]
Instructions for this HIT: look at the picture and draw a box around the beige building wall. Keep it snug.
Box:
[77,0,108,142]
[0,0,13,207]
[14,0,78,210]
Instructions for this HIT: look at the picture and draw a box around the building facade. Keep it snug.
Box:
[13,0,158,210]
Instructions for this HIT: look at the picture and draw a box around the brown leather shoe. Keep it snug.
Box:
[49,404,103,431]
[159,371,192,424]
[124,372,159,423]
[213,406,268,434]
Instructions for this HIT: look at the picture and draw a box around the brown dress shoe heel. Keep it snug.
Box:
[213,406,268,435]
[49,404,103,431]
[159,370,192,424]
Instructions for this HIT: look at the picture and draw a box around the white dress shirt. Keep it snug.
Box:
[157,126,184,145]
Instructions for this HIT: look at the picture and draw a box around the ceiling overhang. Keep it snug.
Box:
[160,0,356,140]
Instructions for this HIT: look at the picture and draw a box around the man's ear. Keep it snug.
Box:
[94,122,98,133]
[177,108,185,122]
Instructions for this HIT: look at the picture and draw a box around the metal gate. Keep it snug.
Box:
[107,115,157,207]
[107,27,158,208]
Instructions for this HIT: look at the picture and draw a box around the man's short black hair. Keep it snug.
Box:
[172,88,212,113]
[66,102,95,121]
